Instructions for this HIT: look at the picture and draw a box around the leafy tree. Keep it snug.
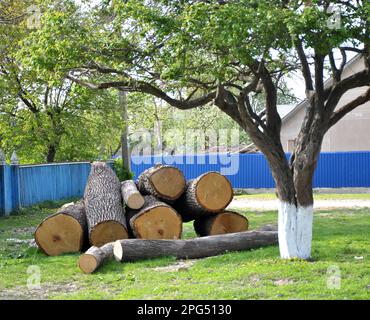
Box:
[0,0,124,163]
[17,0,370,259]
[113,158,134,181]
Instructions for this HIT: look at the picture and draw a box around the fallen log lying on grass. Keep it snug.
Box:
[78,229,277,273]
[114,230,277,262]
[84,162,128,247]
[137,164,186,202]
[78,242,114,274]
[193,211,249,236]
[35,201,87,256]
[174,172,233,222]
[121,180,145,209]
[78,231,278,273]
[126,195,182,240]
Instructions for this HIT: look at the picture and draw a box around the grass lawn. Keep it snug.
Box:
[235,193,370,201]
[0,199,370,300]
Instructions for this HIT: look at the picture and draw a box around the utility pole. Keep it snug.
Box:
[119,90,131,171]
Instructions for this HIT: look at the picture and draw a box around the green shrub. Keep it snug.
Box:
[113,158,134,181]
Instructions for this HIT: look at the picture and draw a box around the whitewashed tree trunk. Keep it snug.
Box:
[278,201,313,259]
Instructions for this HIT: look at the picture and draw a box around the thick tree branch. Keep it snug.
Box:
[328,87,370,128]
[66,75,216,110]
[295,41,314,93]
[325,67,370,115]
[314,53,325,97]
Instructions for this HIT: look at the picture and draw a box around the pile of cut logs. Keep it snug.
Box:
[34,162,278,273]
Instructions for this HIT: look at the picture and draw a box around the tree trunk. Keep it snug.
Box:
[121,180,145,209]
[113,230,278,262]
[136,164,186,202]
[126,195,182,240]
[84,162,128,246]
[173,172,233,222]
[119,90,131,171]
[78,242,114,274]
[269,115,323,260]
[194,211,248,237]
[34,201,87,256]
[46,144,57,163]
[277,201,313,259]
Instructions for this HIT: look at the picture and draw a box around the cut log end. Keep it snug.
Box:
[90,221,128,247]
[113,240,123,261]
[151,167,185,200]
[121,180,145,209]
[194,211,248,237]
[196,172,233,211]
[79,253,99,274]
[132,206,182,240]
[78,242,114,274]
[127,193,145,209]
[212,212,248,235]
[35,213,84,256]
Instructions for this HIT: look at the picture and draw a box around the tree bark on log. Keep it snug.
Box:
[113,230,278,262]
[84,162,128,247]
[194,211,248,236]
[136,164,185,202]
[34,201,87,256]
[78,242,114,274]
[173,172,233,222]
[126,195,182,240]
[121,180,145,209]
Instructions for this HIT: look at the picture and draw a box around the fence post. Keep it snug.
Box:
[0,149,6,216]
[10,151,21,212]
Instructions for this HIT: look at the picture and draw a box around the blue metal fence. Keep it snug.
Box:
[19,162,92,208]
[1,152,370,215]
[131,151,370,189]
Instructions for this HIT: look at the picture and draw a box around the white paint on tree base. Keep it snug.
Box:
[278,202,313,259]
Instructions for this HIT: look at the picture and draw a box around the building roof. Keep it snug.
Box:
[237,53,364,153]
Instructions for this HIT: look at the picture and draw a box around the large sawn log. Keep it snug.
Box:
[84,162,128,246]
[173,172,233,222]
[126,195,182,240]
[136,164,186,202]
[34,201,87,256]
[113,230,278,262]
[194,211,249,237]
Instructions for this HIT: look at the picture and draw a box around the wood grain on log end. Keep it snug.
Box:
[35,213,84,256]
[131,206,182,240]
[174,172,234,221]
[150,166,185,200]
[127,193,145,209]
[137,165,186,201]
[90,221,128,247]
[78,242,114,274]
[35,202,87,256]
[121,180,145,209]
[79,252,99,274]
[195,172,233,212]
[194,211,248,237]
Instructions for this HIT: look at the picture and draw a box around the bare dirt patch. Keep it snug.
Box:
[8,227,37,237]
[0,281,81,300]
[274,279,294,286]
[152,260,197,272]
